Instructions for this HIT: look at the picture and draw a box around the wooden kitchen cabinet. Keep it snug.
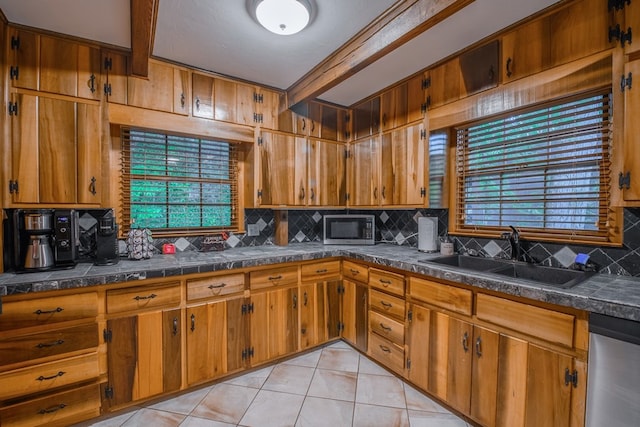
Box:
[7,28,38,91]
[127,60,189,115]
[380,83,408,131]
[9,93,101,205]
[501,18,550,83]
[380,122,427,206]
[342,260,369,353]
[300,260,342,348]
[348,136,381,206]
[406,303,431,391]
[101,50,128,104]
[104,283,182,408]
[307,138,347,207]
[352,97,380,140]
[621,58,640,202]
[294,101,350,142]
[425,58,462,109]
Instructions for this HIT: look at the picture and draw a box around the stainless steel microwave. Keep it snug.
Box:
[323,215,375,245]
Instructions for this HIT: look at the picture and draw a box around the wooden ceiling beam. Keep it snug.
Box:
[286,0,475,108]
[130,0,158,78]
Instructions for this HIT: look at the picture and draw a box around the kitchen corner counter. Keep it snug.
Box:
[1,243,639,322]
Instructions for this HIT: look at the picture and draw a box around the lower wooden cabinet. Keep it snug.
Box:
[341,279,368,353]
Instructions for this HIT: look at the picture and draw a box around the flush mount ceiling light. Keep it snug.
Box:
[251,0,313,35]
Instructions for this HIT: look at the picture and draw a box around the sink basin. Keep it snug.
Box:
[420,255,509,271]
[491,263,595,288]
[420,255,594,288]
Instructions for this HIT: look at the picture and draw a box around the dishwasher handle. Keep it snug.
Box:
[589,313,640,346]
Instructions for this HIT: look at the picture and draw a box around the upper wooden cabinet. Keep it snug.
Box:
[127,60,189,115]
[621,59,640,202]
[352,97,380,140]
[381,74,427,129]
[293,101,350,141]
[307,138,347,207]
[501,19,551,83]
[459,40,499,97]
[9,93,102,205]
[425,58,462,109]
[192,74,281,129]
[102,50,129,104]
[8,29,102,100]
[348,136,380,207]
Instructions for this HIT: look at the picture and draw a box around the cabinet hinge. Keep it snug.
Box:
[253,93,264,103]
[257,189,263,198]
[408,309,413,323]
[609,0,630,11]
[425,95,431,108]
[103,329,113,343]
[344,149,351,159]
[406,358,412,370]
[104,385,114,399]
[10,35,20,50]
[420,129,426,140]
[337,321,344,332]
[8,180,18,194]
[337,284,345,294]
[242,346,254,359]
[565,368,578,388]
[610,24,633,47]
[422,77,431,89]
[619,171,631,190]
[9,66,19,80]
[8,102,18,116]
[621,72,632,92]
[421,102,427,114]
[253,113,264,123]
[104,56,113,71]
[248,302,254,313]
[420,187,426,198]
[257,137,263,146]
[104,83,112,96]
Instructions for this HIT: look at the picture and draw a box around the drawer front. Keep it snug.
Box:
[301,260,341,282]
[187,273,245,301]
[250,266,298,290]
[343,260,369,283]
[0,293,98,332]
[369,289,405,321]
[369,311,405,345]
[369,268,405,297]
[0,353,100,401]
[409,277,472,316]
[0,323,99,368]
[368,332,404,374]
[106,282,181,314]
[0,383,101,427]
[476,293,575,348]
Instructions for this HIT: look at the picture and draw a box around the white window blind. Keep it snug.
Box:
[455,90,612,242]
[121,128,239,234]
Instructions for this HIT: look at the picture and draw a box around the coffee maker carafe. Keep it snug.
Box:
[20,210,55,271]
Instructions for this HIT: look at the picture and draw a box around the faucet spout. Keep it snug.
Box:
[502,226,522,261]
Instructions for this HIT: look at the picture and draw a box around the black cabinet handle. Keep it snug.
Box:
[34,307,64,315]
[506,57,513,78]
[172,317,178,336]
[195,97,200,111]
[489,65,495,82]
[134,294,157,301]
[36,339,65,348]
[293,293,298,309]
[208,283,227,289]
[302,118,306,131]
[88,74,96,93]
[39,403,67,414]
[180,92,185,108]
[349,268,359,275]
[379,344,391,353]
[462,331,469,353]
[475,336,483,357]
[268,275,282,281]
[303,291,308,306]
[37,371,65,381]
[380,300,392,309]
[310,188,315,200]
[190,313,196,332]
[379,322,392,332]
[374,187,378,199]
[90,176,97,195]
[381,186,386,199]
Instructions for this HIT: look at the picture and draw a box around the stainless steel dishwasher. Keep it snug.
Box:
[586,313,640,427]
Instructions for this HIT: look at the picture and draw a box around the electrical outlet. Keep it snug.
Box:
[247,223,260,237]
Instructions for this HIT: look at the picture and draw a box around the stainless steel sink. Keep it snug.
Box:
[491,263,595,288]
[420,255,595,288]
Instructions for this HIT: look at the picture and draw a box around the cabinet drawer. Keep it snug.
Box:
[369,268,405,297]
[369,311,404,345]
[409,277,472,316]
[0,323,99,369]
[0,293,98,332]
[106,282,181,314]
[187,273,245,301]
[369,289,405,321]
[250,266,298,290]
[301,260,341,282]
[0,383,101,427]
[476,293,575,348]
[0,353,99,400]
[343,260,368,283]
[368,332,404,374]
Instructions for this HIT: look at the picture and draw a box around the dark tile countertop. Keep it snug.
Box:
[1,243,639,322]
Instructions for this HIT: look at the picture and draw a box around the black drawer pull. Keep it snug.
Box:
[208,283,227,289]
[316,269,327,273]
[191,313,196,332]
[349,268,360,275]
[134,293,157,301]
[36,339,65,348]
[379,344,391,353]
[268,275,283,281]
[37,371,65,381]
[38,403,67,414]
[380,301,392,308]
[379,323,392,332]
[379,279,392,286]
[34,307,64,315]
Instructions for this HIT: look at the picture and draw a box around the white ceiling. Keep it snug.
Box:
[0,0,559,106]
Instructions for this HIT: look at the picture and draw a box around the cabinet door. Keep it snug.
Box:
[173,68,189,115]
[622,59,640,201]
[501,18,550,83]
[10,93,39,203]
[348,136,380,206]
[9,28,39,91]
[380,83,408,131]
[213,78,237,123]
[39,97,77,204]
[105,316,137,407]
[249,292,270,365]
[426,58,462,109]
[227,297,248,372]
[323,280,343,341]
[308,139,346,206]
[496,335,529,427]
[268,287,299,359]
[102,51,128,104]
[406,303,430,390]
[236,82,256,126]
[77,103,102,204]
[127,61,175,113]
[406,74,426,124]
[40,36,78,97]
[470,326,499,426]
[353,98,380,140]
[381,124,426,206]
[299,283,316,350]
[192,73,214,119]
[162,308,182,393]
[77,44,102,100]
[342,280,367,353]
[187,301,227,385]
[259,131,307,206]
[320,105,349,141]
[259,88,280,130]
[625,1,640,55]
[524,345,572,427]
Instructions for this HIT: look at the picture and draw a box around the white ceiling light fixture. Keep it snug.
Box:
[253,0,312,36]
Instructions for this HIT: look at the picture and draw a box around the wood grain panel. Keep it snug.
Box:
[106,282,180,314]
[476,293,575,348]
[342,260,369,284]
[40,36,78,97]
[445,317,472,414]
[409,277,472,315]
[192,73,214,119]
[77,102,101,204]
[187,273,245,301]
[249,265,298,290]
[214,79,237,123]
[130,0,157,77]
[369,268,405,296]
[470,326,499,426]
[135,311,163,400]
[10,28,39,91]
[301,260,341,282]
[226,297,247,372]
[299,283,316,350]
[186,304,209,385]
[77,44,102,100]
[369,288,405,321]
[407,303,430,390]
[11,93,39,203]
[368,331,404,374]
[496,334,528,427]
[127,61,174,112]
[369,310,404,345]
[162,308,182,393]
[106,316,137,407]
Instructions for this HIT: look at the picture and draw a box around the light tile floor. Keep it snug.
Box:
[76,341,471,427]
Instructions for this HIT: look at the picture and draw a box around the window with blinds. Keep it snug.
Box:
[121,128,239,234]
[454,90,612,242]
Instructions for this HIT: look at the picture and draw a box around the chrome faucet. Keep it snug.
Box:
[501,225,522,261]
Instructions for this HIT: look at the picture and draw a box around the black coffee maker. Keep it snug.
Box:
[76,209,119,265]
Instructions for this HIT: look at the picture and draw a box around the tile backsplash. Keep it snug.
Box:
[153,207,640,277]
